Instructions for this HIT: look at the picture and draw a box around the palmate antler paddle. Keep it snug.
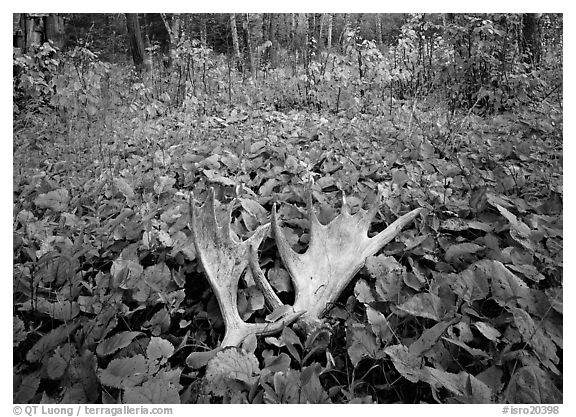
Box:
[186,188,421,367]
[260,190,422,333]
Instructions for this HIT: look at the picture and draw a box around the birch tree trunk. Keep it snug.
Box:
[376,14,383,46]
[327,13,332,50]
[230,13,242,70]
[160,13,182,68]
[200,14,207,47]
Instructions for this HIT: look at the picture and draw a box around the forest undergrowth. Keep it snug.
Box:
[13,31,562,404]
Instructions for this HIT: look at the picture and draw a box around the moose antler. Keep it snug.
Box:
[269,190,422,333]
[185,189,302,368]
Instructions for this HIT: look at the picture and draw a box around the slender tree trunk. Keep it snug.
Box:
[327,13,333,50]
[315,13,322,44]
[290,13,295,51]
[230,14,241,58]
[269,13,278,68]
[200,14,207,47]
[376,14,383,46]
[126,13,147,71]
[319,14,326,49]
[160,13,182,68]
[244,14,255,74]
[339,13,349,51]
[230,13,242,70]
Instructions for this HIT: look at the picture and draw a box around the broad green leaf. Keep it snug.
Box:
[347,323,378,367]
[142,308,171,336]
[96,331,144,357]
[445,242,483,262]
[203,169,237,187]
[367,255,404,302]
[472,260,530,307]
[20,299,80,321]
[397,293,445,321]
[442,337,490,358]
[267,266,292,293]
[240,198,268,224]
[263,352,291,374]
[205,348,260,396]
[441,218,492,232]
[474,321,501,341]
[124,379,181,404]
[241,333,258,354]
[409,320,454,356]
[507,264,545,282]
[265,369,300,404]
[281,326,302,348]
[111,255,143,289]
[34,188,69,212]
[384,344,427,383]
[245,285,265,311]
[366,306,392,344]
[46,352,67,380]
[114,177,134,200]
[14,371,40,403]
[354,279,375,304]
[424,368,493,403]
[545,287,562,314]
[449,266,489,302]
[26,321,80,363]
[14,316,27,347]
[153,176,176,194]
[146,337,174,365]
[186,349,218,369]
[506,366,562,403]
[98,355,147,388]
[300,366,331,404]
[392,169,409,187]
[495,204,537,251]
[510,307,559,368]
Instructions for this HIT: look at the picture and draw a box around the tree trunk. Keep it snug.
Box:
[243,14,255,74]
[230,14,242,70]
[376,14,383,46]
[126,13,147,71]
[269,13,278,68]
[318,14,325,49]
[327,13,332,49]
[200,14,207,47]
[14,14,60,52]
[522,13,542,66]
[339,13,349,51]
[160,13,182,68]
[290,13,295,52]
[45,14,65,49]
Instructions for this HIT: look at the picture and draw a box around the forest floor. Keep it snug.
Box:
[13,99,563,404]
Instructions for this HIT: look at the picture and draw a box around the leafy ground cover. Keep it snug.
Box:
[13,40,562,404]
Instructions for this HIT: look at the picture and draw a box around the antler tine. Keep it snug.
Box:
[186,190,302,368]
[362,207,423,259]
[341,191,351,215]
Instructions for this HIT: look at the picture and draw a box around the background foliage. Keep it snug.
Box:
[13,13,562,404]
